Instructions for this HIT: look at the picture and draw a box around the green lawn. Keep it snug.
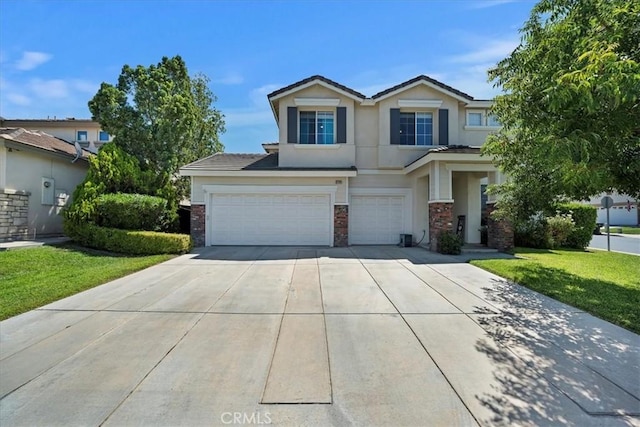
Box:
[0,245,173,320]
[470,248,640,334]
[620,226,640,235]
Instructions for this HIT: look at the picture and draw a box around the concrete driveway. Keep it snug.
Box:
[1,246,638,426]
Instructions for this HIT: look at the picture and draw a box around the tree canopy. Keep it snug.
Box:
[88,55,225,184]
[484,0,640,220]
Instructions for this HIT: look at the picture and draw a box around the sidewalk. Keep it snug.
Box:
[0,236,71,251]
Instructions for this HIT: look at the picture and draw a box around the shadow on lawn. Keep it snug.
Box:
[497,262,639,334]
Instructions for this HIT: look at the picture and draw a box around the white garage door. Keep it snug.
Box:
[209,193,332,246]
[349,195,405,244]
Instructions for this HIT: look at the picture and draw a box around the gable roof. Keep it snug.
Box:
[181,152,356,173]
[371,75,474,102]
[267,75,367,101]
[0,128,92,162]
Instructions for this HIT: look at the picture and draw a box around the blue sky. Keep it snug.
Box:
[0,0,536,153]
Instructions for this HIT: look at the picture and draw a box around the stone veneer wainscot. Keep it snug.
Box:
[0,189,31,242]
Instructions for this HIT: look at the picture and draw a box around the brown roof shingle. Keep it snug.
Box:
[405,145,482,168]
[372,75,474,100]
[181,152,356,172]
[0,128,92,161]
[267,75,366,100]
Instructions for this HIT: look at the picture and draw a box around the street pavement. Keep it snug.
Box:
[589,234,640,255]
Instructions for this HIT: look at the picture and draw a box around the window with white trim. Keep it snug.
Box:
[467,112,483,126]
[300,111,334,144]
[466,110,501,127]
[98,130,110,141]
[487,114,500,127]
[76,130,88,141]
[399,112,433,145]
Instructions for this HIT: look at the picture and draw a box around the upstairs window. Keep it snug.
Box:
[487,114,500,127]
[98,130,110,141]
[399,112,433,146]
[76,130,88,141]
[300,111,334,144]
[466,110,501,127]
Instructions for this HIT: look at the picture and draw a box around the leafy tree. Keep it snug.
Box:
[484,0,640,220]
[88,56,225,199]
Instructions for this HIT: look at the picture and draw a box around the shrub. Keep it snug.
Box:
[65,222,191,255]
[554,203,597,249]
[93,193,177,231]
[437,230,463,255]
[546,213,575,248]
[63,143,179,231]
[515,216,552,249]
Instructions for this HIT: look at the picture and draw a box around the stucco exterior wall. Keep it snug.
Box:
[353,106,379,169]
[191,176,348,205]
[277,85,356,168]
[4,147,88,237]
[376,85,460,169]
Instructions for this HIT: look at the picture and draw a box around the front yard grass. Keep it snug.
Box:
[470,248,640,334]
[619,226,640,235]
[0,244,173,320]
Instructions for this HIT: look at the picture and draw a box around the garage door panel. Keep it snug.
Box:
[350,195,405,245]
[210,193,331,246]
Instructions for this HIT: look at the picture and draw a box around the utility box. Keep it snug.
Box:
[399,234,412,247]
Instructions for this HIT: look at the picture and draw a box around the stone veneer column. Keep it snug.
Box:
[190,204,206,247]
[0,189,31,242]
[486,203,514,251]
[333,205,348,247]
[428,202,454,252]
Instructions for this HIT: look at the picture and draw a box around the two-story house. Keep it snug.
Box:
[180,75,512,251]
[0,118,112,153]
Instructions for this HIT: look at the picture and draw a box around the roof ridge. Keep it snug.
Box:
[267,75,366,100]
[371,75,474,100]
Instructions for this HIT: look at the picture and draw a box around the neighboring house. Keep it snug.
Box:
[587,193,639,226]
[0,117,112,153]
[0,128,92,241]
[180,75,510,250]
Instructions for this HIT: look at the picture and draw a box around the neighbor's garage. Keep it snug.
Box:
[349,193,408,244]
[209,192,332,246]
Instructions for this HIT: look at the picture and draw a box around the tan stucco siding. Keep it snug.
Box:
[376,85,460,169]
[277,85,356,168]
[191,176,348,204]
[4,148,88,236]
[354,106,379,169]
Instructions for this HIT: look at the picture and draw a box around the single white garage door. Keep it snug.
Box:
[349,195,405,244]
[209,193,332,246]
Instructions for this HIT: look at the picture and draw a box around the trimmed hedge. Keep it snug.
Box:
[93,193,176,231]
[65,222,192,255]
[553,203,597,249]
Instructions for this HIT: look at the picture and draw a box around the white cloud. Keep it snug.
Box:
[15,51,52,71]
[29,78,69,98]
[224,83,280,128]
[71,79,99,94]
[449,40,518,64]
[6,93,31,106]
[212,73,244,85]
